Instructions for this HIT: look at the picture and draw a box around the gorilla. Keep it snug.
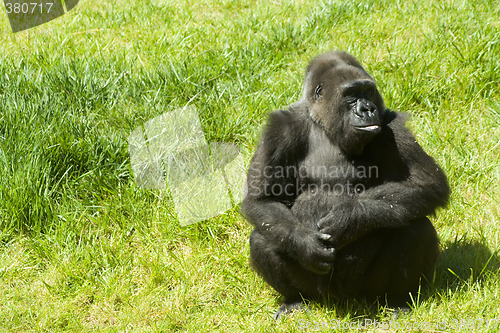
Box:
[241,51,450,319]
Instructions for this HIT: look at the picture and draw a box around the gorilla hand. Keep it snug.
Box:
[317,200,360,249]
[290,226,336,274]
[318,198,412,248]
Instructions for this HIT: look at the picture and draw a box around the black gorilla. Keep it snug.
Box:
[241,51,450,319]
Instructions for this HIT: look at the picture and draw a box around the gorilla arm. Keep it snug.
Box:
[319,114,450,249]
[242,109,336,274]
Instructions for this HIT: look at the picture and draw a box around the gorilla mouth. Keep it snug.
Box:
[355,125,381,133]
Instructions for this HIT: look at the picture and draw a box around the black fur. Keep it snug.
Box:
[241,51,450,318]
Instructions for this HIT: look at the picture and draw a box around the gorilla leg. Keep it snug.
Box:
[250,229,321,300]
[360,217,439,306]
[249,218,438,317]
[329,234,386,299]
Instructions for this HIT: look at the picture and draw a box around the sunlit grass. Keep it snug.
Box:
[0,0,499,331]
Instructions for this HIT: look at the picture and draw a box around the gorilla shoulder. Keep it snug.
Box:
[259,103,311,165]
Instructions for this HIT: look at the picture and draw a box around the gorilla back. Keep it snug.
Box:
[241,51,450,319]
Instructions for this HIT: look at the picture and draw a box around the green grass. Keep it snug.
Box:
[0,0,499,331]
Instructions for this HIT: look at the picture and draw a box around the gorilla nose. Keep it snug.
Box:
[356,99,377,116]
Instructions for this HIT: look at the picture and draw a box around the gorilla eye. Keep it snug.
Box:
[314,85,322,99]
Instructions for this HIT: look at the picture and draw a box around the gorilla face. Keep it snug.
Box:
[342,80,383,133]
[303,53,386,155]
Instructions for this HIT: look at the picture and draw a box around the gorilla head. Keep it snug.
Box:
[303,51,386,156]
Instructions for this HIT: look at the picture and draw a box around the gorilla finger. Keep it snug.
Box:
[317,233,332,241]
[319,228,336,241]
[324,247,336,260]
[314,247,336,262]
[317,218,328,229]
[319,227,329,234]
[317,215,336,228]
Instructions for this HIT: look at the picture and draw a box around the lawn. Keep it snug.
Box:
[0,0,499,331]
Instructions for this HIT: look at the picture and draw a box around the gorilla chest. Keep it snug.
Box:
[297,128,379,193]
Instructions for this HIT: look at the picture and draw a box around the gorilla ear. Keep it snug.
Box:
[314,84,322,100]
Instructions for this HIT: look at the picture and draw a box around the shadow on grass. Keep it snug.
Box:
[434,234,500,289]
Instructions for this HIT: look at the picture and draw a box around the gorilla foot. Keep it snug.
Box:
[273,301,306,321]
